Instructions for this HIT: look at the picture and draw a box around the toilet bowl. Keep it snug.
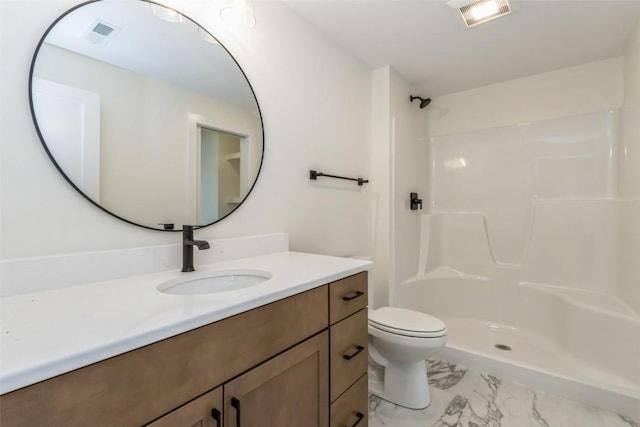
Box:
[368,306,447,409]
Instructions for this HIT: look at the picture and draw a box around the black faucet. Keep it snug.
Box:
[182,225,210,272]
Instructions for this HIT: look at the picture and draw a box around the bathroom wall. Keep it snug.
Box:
[620,18,640,198]
[426,57,623,139]
[0,1,372,273]
[619,18,640,312]
[370,67,392,308]
[389,70,429,306]
[422,57,633,311]
[370,66,429,307]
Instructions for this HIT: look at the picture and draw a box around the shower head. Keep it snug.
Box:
[410,95,431,109]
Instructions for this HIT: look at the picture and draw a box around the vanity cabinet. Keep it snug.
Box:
[0,272,368,427]
[148,332,328,427]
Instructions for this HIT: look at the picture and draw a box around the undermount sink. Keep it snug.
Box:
[157,269,272,295]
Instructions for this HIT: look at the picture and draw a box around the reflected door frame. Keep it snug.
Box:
[186,112,251,225]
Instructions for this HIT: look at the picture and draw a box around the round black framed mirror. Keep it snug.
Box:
[29,0,263,231]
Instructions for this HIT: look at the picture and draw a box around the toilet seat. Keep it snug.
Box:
[369,307,446,338]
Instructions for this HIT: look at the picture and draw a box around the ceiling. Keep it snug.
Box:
[43,0,257,110]
[283,0,640,96]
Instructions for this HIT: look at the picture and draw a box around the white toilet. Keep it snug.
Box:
[368,306,447,409]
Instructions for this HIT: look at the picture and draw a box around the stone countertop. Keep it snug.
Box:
[0,251,371,394]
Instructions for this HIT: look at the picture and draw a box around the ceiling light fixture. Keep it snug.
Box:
[220,0,256,28]
[470,1,499,21]
[447,0,518,29]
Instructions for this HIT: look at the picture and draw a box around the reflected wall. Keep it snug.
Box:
[33,43,262,228]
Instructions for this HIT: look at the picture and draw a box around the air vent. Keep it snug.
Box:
[82,19,120,45]
[447,0,518,29]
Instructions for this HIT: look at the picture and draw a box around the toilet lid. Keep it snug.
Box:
[369,307,446,338]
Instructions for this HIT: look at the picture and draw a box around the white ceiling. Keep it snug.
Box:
[283,0,640,96]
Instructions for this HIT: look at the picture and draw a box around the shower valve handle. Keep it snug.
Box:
[410,192,422,210]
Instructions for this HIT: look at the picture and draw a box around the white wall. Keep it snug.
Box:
[389,69,429,305]
[0,1,372,268]
[426,57,623,138]
[370,67,391,308]
[620,19,640,198]
[34,43,262,228]
[370,66,429,307]
[422,57,633,311]
[620,18,640,313]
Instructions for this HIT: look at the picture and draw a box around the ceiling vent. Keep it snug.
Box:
[82,19,120,45]
[447,0,519,29]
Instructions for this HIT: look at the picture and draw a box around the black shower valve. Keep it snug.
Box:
[410,192,422,210]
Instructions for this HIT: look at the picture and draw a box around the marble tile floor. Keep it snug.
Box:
[368,358,640,427]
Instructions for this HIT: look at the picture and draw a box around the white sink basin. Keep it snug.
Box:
[157,269,272,295]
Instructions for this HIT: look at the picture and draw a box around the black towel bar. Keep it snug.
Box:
[309,170,369,186]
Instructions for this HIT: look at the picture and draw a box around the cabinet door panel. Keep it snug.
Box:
[225,332,329,427]
[146,387,222,427]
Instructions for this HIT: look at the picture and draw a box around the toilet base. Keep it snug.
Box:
[371,360,431,410]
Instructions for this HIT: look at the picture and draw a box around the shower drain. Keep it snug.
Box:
[494,344,512,351]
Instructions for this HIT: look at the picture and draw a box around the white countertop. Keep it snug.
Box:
[0,251,371,394]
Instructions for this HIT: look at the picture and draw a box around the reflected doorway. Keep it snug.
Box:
[199,127,245,222]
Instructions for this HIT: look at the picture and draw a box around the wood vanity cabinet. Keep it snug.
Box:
[0,272,369,427]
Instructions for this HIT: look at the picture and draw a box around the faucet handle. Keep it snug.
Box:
[157,223,174,230]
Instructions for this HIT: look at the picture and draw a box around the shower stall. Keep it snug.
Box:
[391,107,640,418]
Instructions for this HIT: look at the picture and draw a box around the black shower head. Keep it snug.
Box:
[410,95,431,109]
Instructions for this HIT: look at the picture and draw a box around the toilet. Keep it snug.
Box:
[368,306,447,409]
[348,256,447,409]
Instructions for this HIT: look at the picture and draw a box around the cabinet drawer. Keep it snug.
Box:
[329,272,367,324]
[330,374,368,427]
[330,309,368,402]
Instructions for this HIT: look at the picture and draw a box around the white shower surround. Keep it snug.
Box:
[393,110,640,419]
[396,272,640,417]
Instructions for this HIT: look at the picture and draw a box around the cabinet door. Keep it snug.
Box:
[146,387,222,427]
[225,331,329,427]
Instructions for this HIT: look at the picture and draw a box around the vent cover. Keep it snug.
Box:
[448,0,516,29]
[82,19,120,45]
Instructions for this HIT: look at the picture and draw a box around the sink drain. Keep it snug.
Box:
[495,344,512,351]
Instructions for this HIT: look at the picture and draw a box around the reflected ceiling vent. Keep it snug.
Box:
[82,19,121,45]
[447,0,519,29]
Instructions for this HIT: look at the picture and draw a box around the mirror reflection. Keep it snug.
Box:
[30,0,263,230]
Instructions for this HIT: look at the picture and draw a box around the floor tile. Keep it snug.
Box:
[368,387,464,427]
[533,389,605,427]
[428,357,481,399]
[368,357,639,427]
